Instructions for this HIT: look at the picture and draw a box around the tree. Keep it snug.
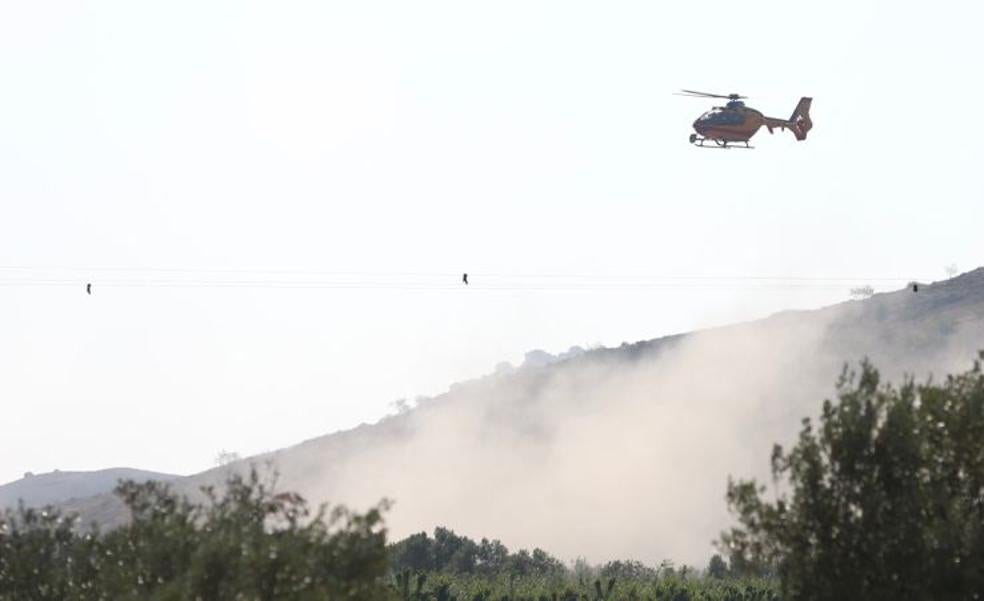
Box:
[706,554,728,579]
[721,355,984,600]
[0,468,392,600]
[530,547,566,577]
[389,531,435,573]
[213,449,241,466]
[600,559,657,582]
[848,285,874,300]
[475,537,509,576]
[432,527,477,574]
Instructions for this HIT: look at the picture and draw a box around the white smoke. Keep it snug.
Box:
[283,278,984,566]
[64,273,984,567]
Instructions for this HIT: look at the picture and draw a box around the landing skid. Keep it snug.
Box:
[688,134,753,149]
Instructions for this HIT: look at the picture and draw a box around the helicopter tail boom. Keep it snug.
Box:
[764,97,813,140]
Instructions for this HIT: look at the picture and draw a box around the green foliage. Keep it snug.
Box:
[705,555,727,580]
[0,473,776,601]
[0,468,391,600]
[722,355,984,600]
[383,569,777,601]
[390,529,565,579]
[600,560,657,582]
[387,531,775,600]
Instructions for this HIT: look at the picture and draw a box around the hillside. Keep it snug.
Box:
[0,468,177,510]
[61,268,984,565]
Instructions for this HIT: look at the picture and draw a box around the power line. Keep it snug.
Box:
[0,266,932,292]
[0,281,880,290]
[0,265,930,284]
[0,265,457,278]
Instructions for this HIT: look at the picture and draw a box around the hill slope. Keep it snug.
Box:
[0,468,177,510]
[62,269,984,565]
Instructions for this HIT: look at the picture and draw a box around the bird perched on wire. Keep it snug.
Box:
[86,283,92,295]
[462,273,469,286]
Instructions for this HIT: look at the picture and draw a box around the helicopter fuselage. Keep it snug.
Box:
[692,101,768,143]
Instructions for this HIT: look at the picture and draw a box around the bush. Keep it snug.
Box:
[0,468,391,600]
[722,355,984,600]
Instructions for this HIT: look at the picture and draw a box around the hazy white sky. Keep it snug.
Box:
[1,0,981,485]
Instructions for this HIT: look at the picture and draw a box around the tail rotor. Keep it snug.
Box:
[789,97,813,141]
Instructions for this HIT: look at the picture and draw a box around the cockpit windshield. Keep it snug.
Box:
[698,108,744,126]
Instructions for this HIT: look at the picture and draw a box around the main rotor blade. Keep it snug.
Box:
[678,89,748,99]
[679,89,732,99]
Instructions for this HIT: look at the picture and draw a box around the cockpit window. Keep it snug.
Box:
[698,109,744,126]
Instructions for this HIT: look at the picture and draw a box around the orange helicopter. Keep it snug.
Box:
[677,90,813,149]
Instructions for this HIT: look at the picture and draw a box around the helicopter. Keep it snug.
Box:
[676,90,813,149]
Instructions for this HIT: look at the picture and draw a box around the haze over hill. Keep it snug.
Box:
[54,269,984,566]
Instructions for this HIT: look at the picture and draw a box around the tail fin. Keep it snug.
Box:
[788,97,812,141]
